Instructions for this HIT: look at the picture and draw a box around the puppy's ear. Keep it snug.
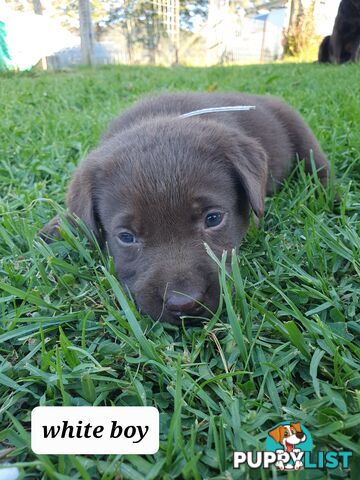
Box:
[226,137,268,218]
[268,426,283,444]
[39,160,101,243]
[65,162,101,240]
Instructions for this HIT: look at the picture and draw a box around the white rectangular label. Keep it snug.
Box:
[31,406,159,454]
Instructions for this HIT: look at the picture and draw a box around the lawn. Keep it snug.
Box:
[0,63,359,479]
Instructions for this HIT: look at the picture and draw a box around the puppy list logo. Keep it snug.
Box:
[233,421,352,471]
[265,422,311,470]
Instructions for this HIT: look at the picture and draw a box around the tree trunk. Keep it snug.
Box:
[288,0,304,30]
[79,0,94,65]
[32,0,43,15]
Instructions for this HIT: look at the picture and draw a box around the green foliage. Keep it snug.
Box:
[179,0,208,30]
[0,63,359,478]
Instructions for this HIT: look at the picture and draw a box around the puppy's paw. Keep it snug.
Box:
[38,215,61,243]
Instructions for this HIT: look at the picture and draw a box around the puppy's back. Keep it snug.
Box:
[104,92,329,190]
[103,92,277,139]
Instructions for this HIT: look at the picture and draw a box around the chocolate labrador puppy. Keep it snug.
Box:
[318,0,360,63]
[41,92,329,324]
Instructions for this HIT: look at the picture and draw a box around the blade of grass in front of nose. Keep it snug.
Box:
[102,267,163,364]
[218,252,248,363]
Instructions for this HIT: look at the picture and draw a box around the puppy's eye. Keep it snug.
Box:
[118,232,137,244]
[284,431,289,437]
[205,212,224,228]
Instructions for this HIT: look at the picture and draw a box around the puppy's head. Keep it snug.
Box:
[44,117,267,324]
[268,423,306,452]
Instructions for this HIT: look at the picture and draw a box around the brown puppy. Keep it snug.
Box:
[42,92,329,324]
[318,0,360,63]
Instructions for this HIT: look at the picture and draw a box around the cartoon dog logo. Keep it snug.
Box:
[268,422,307,470]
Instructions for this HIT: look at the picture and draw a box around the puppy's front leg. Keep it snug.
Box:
[39,215,61,243]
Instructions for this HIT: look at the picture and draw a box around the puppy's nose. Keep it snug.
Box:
[166,292,204,316]
[296,432,305,439]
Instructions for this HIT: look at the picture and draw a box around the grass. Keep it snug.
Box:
[0,62,359,479]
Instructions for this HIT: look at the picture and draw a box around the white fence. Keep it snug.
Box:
[205,7,288,65]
